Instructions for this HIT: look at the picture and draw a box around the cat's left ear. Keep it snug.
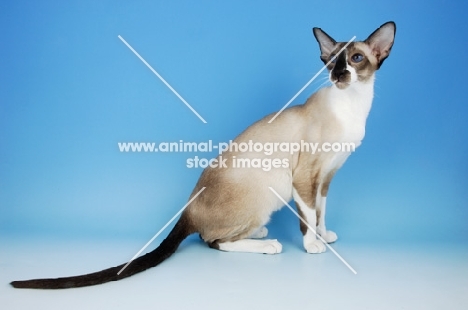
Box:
[365,21,396,68]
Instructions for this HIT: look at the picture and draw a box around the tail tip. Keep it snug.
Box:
[10,281,22,288]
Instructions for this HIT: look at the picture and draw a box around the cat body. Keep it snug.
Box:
[191,80,374,251]
[11,21,395,289]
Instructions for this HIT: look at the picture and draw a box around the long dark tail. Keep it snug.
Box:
[10,215,194,289]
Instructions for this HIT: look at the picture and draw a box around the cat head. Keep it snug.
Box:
[313,22,396,89]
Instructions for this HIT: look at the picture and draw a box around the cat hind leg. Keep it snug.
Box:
[216,239,282,254]
[249,226,268,239]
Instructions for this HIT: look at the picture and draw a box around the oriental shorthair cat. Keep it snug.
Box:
[11,21,396,289]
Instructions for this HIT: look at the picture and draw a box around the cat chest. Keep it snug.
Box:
[328,98,369,145]
[336,113,366,145]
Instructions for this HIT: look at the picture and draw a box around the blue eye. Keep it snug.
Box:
[351,53,364,63]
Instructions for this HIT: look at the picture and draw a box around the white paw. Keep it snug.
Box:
[250,227,268,239]
[304,239,326,254]
[263,239,282,254]
[319,230,338,243]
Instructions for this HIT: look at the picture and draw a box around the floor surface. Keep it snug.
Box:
[1,235,467,310]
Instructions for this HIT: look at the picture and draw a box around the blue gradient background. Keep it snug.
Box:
[2,0,467,243]
[2,1,468,308]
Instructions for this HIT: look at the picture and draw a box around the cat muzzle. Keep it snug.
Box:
[330,52,351,88]
[331,70,351,89]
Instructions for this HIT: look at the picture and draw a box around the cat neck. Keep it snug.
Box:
[327,74,375,119]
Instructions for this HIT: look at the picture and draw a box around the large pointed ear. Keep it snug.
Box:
[313,27,337,64]
[365,21,396,68]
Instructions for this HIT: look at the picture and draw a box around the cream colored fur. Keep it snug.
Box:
[184,22,396,254]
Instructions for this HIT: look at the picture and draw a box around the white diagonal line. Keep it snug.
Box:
[117,187,206,275]
[268,186,357,274]
[118,35,207,124]
[268,36,356,123]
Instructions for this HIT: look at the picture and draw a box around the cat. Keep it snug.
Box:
[11,21,396,289]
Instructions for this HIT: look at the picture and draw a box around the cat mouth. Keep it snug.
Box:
[331,79,351,89]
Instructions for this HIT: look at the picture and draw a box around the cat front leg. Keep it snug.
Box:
[316,196,338,243]
[316,170,338,243]
[292,187,326,254]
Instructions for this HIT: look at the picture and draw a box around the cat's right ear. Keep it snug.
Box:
[313,28,337,64]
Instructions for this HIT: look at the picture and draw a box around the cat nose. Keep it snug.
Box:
[331,52,348,81]
[332,67,347,81]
